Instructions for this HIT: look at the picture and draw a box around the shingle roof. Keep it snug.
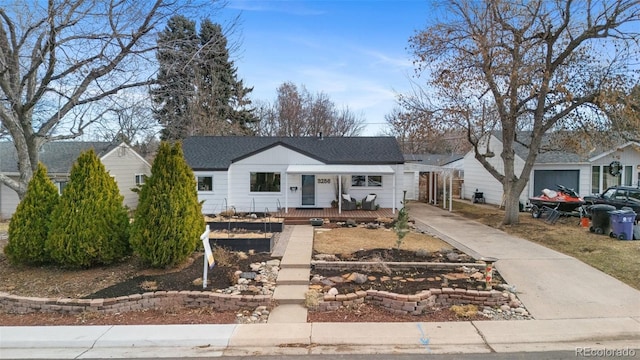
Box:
[182,136,405,170]
[0,141,119,173]
[404,153,464,166]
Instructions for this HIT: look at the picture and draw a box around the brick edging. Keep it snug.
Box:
[0,291,271,315]
[316,288,507,315]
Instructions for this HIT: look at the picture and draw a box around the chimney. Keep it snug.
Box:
[318,132,323,140]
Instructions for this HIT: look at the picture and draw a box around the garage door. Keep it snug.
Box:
[533,170,579,196]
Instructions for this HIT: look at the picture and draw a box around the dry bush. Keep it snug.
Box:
[450,304,479,318]
[212,246,235,267]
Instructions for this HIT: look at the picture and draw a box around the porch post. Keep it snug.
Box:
[338,174,342,214]
[285,171,289,213]
[392,172,396,214]
[429,172,434,204]
[442,170,446,209]
[449,170,453,212]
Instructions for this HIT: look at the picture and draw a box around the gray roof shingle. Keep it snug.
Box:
[404,153,464,166]
[0,142,119,173]
[182,136,405,170]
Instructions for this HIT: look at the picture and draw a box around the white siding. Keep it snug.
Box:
[228,145,323,212]
[100,143,151,210]
[0,181,20,219]
[195,171,228,214]
[462,135,528,206]
[403,171,417,200]
[205,144,405,213]
[589,145,640,194]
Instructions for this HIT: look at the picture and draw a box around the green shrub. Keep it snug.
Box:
[130,142,204,268]
[46,149,130,268]
[4,163,59,265]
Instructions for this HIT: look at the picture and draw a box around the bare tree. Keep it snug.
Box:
[256,82,364,137]
[408,0,640,224]
[0,0,212,200]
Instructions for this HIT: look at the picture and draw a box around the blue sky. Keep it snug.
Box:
[220,0,432,136]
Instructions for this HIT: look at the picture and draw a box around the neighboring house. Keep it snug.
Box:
[0,142,151,219]
[403,154,464,202]
[181,136,405,215]
[462,133,640,206]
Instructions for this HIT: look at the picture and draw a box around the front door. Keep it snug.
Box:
[301,175,315,206]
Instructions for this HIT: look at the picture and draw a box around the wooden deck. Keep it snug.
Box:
[272,208,396,224]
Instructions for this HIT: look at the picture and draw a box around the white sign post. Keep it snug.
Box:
[200,225,213,289]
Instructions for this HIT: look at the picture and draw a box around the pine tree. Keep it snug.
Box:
[152,15,256,141]
[4,163,59,265]
[151,15,199,141]
[130,142,204,268]
[46,149,130,268]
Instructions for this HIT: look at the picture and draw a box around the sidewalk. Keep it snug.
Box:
[1,203,639,358]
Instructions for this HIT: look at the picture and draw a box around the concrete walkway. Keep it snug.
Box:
[268,225,313,323]
[409,203,640,320]
[1,203,639,358]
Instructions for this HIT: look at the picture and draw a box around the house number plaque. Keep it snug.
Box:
[317,178,331,184]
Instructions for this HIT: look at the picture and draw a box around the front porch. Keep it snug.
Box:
[272,207,396,225]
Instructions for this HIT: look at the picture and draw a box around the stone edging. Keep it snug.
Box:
[316,288,508,315]
[0,291,271,315]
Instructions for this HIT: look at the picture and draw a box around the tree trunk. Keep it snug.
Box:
[502,186,521,225]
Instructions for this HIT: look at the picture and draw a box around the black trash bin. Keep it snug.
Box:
[589,204,616,235]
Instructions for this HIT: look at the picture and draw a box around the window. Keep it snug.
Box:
[591,166,600,194]
[56,181,67,195]
[250,172,281,192]
[135,174,147,186]
[624,166,632,186]
[351,175,383,187]
[197,176,213,191]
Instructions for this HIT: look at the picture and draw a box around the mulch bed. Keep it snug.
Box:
[85,252,272,299]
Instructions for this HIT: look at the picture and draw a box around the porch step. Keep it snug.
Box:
[284,219,314,225]
[276,268,310,286]
[272,285,308,305]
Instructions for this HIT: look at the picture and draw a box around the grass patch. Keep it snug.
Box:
[313,227,452,256]
[449,200,640,290]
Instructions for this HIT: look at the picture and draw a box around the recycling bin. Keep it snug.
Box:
[588,204,616,235]
[609,209,636,240]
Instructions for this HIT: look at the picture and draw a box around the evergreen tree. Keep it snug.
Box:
[4,163,59,265]
[151,15,199,141]
[197,20,257,135]
[130,142,204,268]
[151,15,256,141]
[46,150,130,268]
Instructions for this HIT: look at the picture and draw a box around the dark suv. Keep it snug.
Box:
[583,186,640,220]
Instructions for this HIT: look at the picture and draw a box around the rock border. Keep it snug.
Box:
[315,288,509,315]
[0,291,271,315]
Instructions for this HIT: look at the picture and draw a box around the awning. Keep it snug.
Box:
[286,164,395,174]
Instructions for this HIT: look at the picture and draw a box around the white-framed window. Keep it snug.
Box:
[56,181,67,195]
[250,172,281,192]
[197,176,213,191]
[351,175,382,187]
[135,174,147,186]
